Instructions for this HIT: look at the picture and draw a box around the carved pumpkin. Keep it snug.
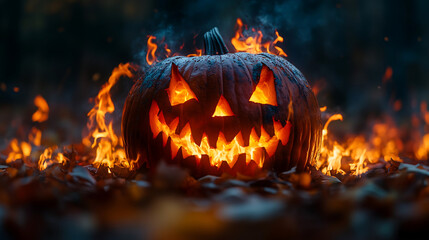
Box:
[122,28,322,177]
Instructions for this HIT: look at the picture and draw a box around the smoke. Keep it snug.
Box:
[130,0,428,130]
[133,0,343,63]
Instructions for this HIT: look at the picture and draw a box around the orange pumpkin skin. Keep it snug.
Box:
[122,52,322,177]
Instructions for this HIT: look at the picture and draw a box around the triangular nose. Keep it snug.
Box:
[212,95,234,117]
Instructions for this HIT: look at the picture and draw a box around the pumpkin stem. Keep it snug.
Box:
[204,27,229,55]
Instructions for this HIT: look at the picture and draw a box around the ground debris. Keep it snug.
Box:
[0,157,428,239]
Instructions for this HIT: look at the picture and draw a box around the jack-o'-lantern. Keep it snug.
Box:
[122,28,322,177]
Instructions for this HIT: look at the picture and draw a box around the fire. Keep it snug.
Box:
[144,19,287,66]
[28,127,42,146]
[6,139,31,164]
[4,95,48,164]
[146,36,158,65]
[32,95,49,122]
[146,36,173,65]
[316,110,408,176]
[82,63,136,170]
[149,101,292,168]
[38,147,68,171]
[416,101,429,160]
[212,95,234,117]
[186,49,202,57]
[231,18,287,57]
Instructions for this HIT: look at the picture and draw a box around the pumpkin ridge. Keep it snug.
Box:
[235,53,264,130]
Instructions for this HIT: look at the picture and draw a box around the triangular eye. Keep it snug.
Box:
[167,63,198,106]
[249,65,278,106]
[212,95,234,117]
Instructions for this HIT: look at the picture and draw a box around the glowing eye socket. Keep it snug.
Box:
[212,95,234,117]
[249,65,278,106]
[167,63,198,106]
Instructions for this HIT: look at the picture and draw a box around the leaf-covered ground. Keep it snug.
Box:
[0,152,428,240]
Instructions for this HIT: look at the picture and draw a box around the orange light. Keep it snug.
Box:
[149,101,291,168]
[273,31,288,57]
[249,65,278,106]
[186,49,202,57]
[5,139,32,164]
[146,36,158,65]
[28,127,42,146]
[82,63,136,170]
[167,64,198,106]
[315,108,408,176]
[38,147,68,171]
[382,66,393,83]
[231,18,287,57]
[212,95,234,117]
[416,134,429,160]
[32,95,49,122]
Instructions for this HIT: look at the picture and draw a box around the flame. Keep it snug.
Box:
[6,139,31,164]
[416,134,429,160]
[316,109,407,176]
[167,64,198,106]
[416,101,429,160]
[186,49,202,57]
[28,127,42,146]
[83,63,136,169]
[38,147,68,171]
[231,18,287,57]
[4,95,49,164]
[144,18,286,65]
[149,101,291,168]
[146,36,173,65]
[146,36,158,65]
[32,95,49,122]
[212,95,234,117]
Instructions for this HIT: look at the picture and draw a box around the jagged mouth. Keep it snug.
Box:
[149,101,292,168]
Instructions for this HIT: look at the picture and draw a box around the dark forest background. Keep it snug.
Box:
[0,0,428,143]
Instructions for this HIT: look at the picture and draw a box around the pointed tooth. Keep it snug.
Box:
[171,142,180,159]
[216,132,227,149]
[179,123,192,139]
[265,143,278,157]
[169,117,179,133]
[200,133,210,152]
[249,128,259,145]
[273,119,292,146]
[251,147,264,164]
[181,147,191,159]
[234,131,244,147]
[260,125,270,142]
[162,133,168,147]
[273,117,282,133]
[158,111,166,125]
